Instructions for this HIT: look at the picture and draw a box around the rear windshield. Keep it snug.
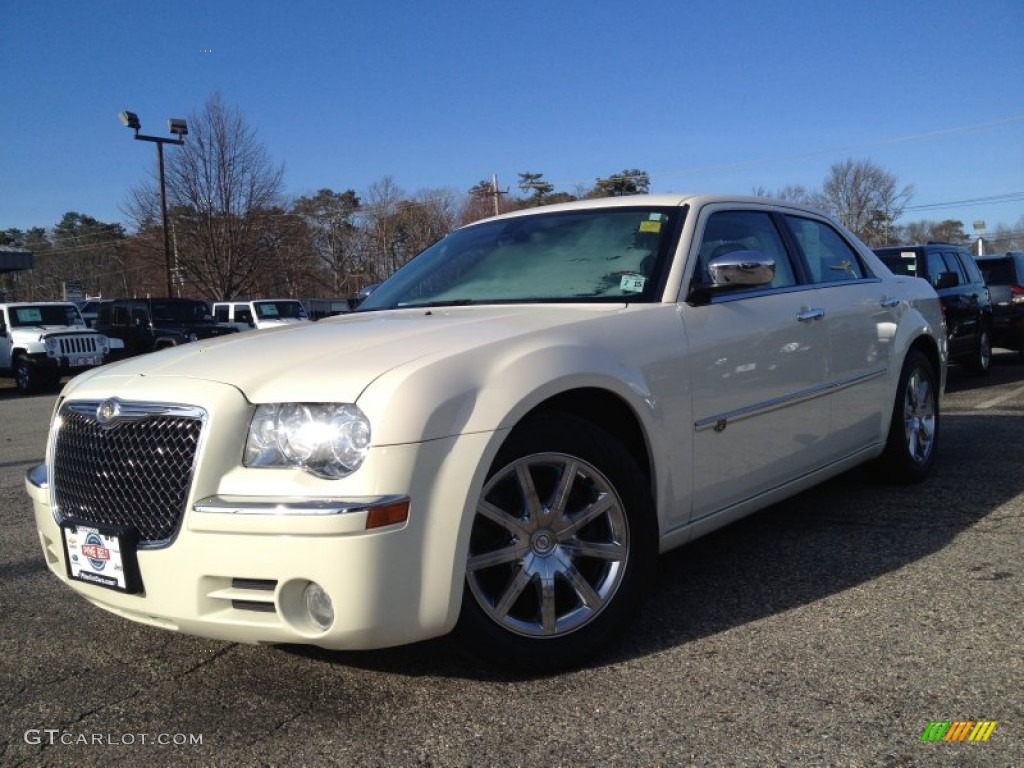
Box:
[254,301,307,320]
[978,260,1016,285]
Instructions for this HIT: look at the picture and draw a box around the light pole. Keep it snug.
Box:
[118,110,187,296]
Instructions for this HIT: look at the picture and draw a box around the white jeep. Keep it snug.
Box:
[0,302,113,394]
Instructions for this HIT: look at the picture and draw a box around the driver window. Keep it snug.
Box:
[695,210,795,291]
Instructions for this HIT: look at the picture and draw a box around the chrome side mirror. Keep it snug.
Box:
[707,250,775,289]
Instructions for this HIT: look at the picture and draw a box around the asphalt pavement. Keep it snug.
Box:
[0,356,1021,767]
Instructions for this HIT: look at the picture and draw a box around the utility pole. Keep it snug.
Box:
[491,174,507,216]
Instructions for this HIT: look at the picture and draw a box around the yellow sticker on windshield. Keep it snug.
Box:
[639,221,662,233]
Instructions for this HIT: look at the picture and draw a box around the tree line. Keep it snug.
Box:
[2,93,1022,302]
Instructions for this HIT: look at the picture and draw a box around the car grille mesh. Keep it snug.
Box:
[55,335,101,355]
[52,402,204,545]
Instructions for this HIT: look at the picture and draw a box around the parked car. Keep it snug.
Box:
[976,251,1024,358]
[0,301,112,394]
[94,298,238,358]
[26,195,946,670]
[212,299,310,331]
[873,243,992,375]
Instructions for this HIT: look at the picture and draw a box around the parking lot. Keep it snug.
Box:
[1,356,1021,767]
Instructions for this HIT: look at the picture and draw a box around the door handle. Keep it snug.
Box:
[880,296,900,308]
[797,308,825,322]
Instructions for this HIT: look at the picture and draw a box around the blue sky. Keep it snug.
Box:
[3,0,1023,235]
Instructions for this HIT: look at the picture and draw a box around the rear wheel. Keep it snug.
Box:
[966,327,991,375]
[879,349,939,483]
[456,414,656,670]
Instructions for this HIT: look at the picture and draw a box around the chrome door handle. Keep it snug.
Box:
[797,308,825,322]
[880,296,900,308]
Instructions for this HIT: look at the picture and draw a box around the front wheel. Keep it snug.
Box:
[13,355,38,395]
[456,414,656,671]
[879,349,939,483]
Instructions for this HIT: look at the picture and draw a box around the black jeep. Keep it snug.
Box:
[94,298,238,358]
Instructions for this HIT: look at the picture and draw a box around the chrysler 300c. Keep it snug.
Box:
[26,195,946,669]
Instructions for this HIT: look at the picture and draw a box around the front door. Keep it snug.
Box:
[682,207,831,519]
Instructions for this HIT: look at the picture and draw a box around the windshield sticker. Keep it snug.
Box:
[638,221,662,234]
[620,274,646,293]
[900,252,915,258]
[259,303,280,317]
[15,308,43,323]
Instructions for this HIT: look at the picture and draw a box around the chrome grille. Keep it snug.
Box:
[52,400,206,546]
[55,334,101,355]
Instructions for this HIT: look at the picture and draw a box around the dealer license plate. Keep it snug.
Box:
[61,521,141,593]
[70,354,102,366]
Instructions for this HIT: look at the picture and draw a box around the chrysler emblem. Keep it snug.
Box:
[96,399,122,426]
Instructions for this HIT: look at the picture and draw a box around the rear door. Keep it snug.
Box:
[782,214,898,456]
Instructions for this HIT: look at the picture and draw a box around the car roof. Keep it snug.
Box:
[1,301,78,307]
[461,193,830,226]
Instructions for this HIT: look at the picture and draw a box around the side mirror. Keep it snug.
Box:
[707,250,775,290]
[934,271,958,290]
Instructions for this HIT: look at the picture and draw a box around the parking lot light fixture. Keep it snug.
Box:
[117,110,187,297]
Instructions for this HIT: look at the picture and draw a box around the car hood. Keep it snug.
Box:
[67,305,625,403]
[14,325,97,339]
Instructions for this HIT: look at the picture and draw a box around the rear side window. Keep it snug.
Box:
[214,306,229,322]
[784,216,866,283]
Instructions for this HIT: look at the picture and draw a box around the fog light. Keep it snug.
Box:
[303,582,334,630]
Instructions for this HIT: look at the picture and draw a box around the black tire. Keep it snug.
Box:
[965,327,991,376]
[456,413,657,671]
[13,354,38,395]
[879,349,939,483]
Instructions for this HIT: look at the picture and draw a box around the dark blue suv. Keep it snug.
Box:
[874,243,992,375]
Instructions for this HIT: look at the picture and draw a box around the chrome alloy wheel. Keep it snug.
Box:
[903,366,936,465]
[466,452,630,638]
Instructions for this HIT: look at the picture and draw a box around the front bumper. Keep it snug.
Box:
[26,350,108,374]
[25,380,495,650]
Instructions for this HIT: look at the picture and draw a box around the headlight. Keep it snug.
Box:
[45,338,59,354]
[244,403,371,479]
[96,335,109,348]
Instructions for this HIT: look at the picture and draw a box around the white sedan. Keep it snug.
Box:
[26,194,945,670]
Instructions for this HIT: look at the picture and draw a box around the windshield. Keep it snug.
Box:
[149,300,212,324]
[9,304,83,327]
[360,206,681,310]
[254,300,307,320]
[875,250,919,277]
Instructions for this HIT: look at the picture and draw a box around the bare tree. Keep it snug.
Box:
[817,158,913,245]
[751,185,813,204]
[126,93,285,299]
